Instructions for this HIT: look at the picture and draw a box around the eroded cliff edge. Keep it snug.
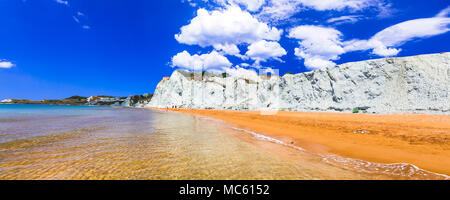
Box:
[147,53,450,114]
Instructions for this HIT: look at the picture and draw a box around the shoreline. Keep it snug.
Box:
[146,107,450,176]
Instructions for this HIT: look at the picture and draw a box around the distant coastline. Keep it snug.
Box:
[0,96,91,106]
[0,94,153,107]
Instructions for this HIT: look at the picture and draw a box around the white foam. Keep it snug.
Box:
[322,155,450,180]
[231,127,450,180]
[231,127,305,152]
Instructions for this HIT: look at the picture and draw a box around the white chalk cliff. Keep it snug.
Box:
[147,53,450,114]
[121,94,153,107]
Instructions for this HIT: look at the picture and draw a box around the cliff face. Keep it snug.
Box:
[121,94,153,107]
[147,53,450,114]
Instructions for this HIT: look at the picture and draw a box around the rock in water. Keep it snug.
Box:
[147,53,450,114]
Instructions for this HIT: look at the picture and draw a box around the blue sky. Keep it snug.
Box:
[0,0,449,100]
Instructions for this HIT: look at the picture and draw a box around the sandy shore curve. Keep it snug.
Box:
[147,108,450,176]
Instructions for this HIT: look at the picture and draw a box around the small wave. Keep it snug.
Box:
[231,127,450,180]
[231,127,305,152]
[322,155,449,180]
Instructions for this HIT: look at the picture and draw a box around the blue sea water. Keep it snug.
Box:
[0,104,112,115]
[0,104,148,143]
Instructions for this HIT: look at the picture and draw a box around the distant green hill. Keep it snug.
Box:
[1,95,88,105]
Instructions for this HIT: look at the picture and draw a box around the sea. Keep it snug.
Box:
[0,104,447,180]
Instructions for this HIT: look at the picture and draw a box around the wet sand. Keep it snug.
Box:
[148,108,450,176]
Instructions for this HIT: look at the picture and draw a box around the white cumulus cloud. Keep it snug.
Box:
[288,25,345,69]
[212,43,242,57]
[288,7,450,69]
[235,0,266,11]
[258,0,388,23]
[171,50,232,72]
[245,40,287,62]
[224,65,260,81]
[55,0,68,6]
[175,6,282,55]
[187,0,391,23]
[192,0,266,12]
[297,0,375,11]
[180,1,449,72]
[327,15,363,24]
[437,6,450,18]
[0,61,14,69]
[257,0,303,22]
[344,9,450,56]
[224,0,266,12]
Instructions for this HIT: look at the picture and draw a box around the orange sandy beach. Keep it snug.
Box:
[147,108,450,176]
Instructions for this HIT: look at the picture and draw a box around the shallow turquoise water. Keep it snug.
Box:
[0,104,142,143]
[0,104,112,115]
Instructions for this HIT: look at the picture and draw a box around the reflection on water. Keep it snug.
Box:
[0,105,446,180]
